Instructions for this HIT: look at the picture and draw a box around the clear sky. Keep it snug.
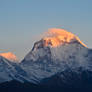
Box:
[0,0,92,60]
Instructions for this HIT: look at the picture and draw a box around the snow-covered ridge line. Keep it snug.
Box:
[0,52,19,62]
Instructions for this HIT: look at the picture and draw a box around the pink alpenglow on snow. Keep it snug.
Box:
[0,52,18,62]
[42,28,87,47]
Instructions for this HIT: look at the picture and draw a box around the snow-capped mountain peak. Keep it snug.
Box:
[24,28,87,63]
[0,52,18,62]
[19,28,92,85]
[41,28,87,48]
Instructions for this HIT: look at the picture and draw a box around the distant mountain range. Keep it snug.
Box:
[0,28,92,92]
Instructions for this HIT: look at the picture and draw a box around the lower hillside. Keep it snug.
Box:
[0,80,92,92]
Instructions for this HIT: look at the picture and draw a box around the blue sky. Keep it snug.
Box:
[0,0,92,60]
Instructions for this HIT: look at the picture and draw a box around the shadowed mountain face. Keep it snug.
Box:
[0,29,92,92]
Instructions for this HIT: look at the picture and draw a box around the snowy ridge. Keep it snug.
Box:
[0,56,34,83]
[0,52,18,62]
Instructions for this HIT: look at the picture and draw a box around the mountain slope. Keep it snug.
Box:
[0,56,31,83]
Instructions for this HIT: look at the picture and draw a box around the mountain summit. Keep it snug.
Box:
[41,28,86,47]
[24,28,88,63]
[0,52,18,62]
